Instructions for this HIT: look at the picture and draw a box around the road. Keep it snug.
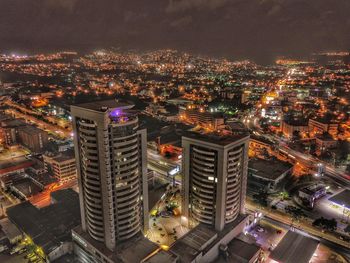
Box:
[28,179,78,208]
[280,144,350,186]
[147,149,182,185]
[5,108,72,139]
[263,216,350,262]
[246,202,350,257]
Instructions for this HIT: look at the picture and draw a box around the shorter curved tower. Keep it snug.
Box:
[182,131,249,231]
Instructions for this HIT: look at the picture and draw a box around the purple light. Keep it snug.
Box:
[110,109,121,117]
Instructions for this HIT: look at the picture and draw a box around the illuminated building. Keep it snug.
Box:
[281,119,308,139]
[309,118,339,138]
[167,131,258,263]
[0,118,27,146]
[179,106,225,130]
[43,150,77,183]
[181,131,249,231]
[18,125,49,153]
[71,100,150,262]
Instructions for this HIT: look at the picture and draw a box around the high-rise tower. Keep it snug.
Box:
[182,131,249,231]
[71,100,148,261]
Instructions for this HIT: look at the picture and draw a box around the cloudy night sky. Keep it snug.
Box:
[0,0,349,63]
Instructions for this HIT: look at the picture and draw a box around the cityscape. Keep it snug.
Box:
[0,2,350,263]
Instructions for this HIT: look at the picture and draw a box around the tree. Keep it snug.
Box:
[313,217,337,231]
[279,191,289,200]
[253,191,269,207]
[285,206,305,220]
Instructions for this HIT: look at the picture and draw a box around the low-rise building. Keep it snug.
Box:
[248,158,293,193]
[309,118,339,137]
[249,135,274,158]
[298,185,326,208]
[281,119,308,139]
[43,150,76,183]
[179,106,225,130]
[0,118,27,146]
[7,189,80,262]
[18,125,48,153]
[269,231,319,263]
[315,133,338,155]
[0,218,22,244]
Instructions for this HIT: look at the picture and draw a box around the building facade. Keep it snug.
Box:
[309,118,339,137]
[71,100,148,261]
[179,106,225,130]
[18,125,48,153]
[43,151,77,183]
[281,120,308,139]
[182,132,249,231]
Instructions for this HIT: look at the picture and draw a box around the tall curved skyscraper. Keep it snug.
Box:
[71,100,148,262]
[181,131,249,231]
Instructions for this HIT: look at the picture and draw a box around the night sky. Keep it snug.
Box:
[0,0,349,63]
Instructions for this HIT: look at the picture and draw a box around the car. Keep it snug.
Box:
[276,230,282,234]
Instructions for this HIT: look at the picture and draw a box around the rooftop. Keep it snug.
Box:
[18,125,46,135]
[73,226,161,263]
[315,132,335,141]
[170,215,247,262]
[45,149,75,163]
[250,134,274,146]
[170,224,217,263]
[183,130,249,147]
[0,218,22,241]
[1,118,27,128]
[269,231,319,263]
[7,189,80,255]
[299,185,325,195]
[72,99,133,112]
[216,237,260,263]
[311,116,338,125]
[248,158,293,180]
[283,118,308,126]
[329,189,350,209]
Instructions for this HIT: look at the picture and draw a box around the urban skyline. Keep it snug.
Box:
[0,1,349,262]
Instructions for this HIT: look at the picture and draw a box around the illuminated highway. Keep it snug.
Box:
[279,144,350,186]
[6,108,72,139]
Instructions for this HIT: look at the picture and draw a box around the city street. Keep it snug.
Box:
[28,179,78,208]
[246,201,350,257]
